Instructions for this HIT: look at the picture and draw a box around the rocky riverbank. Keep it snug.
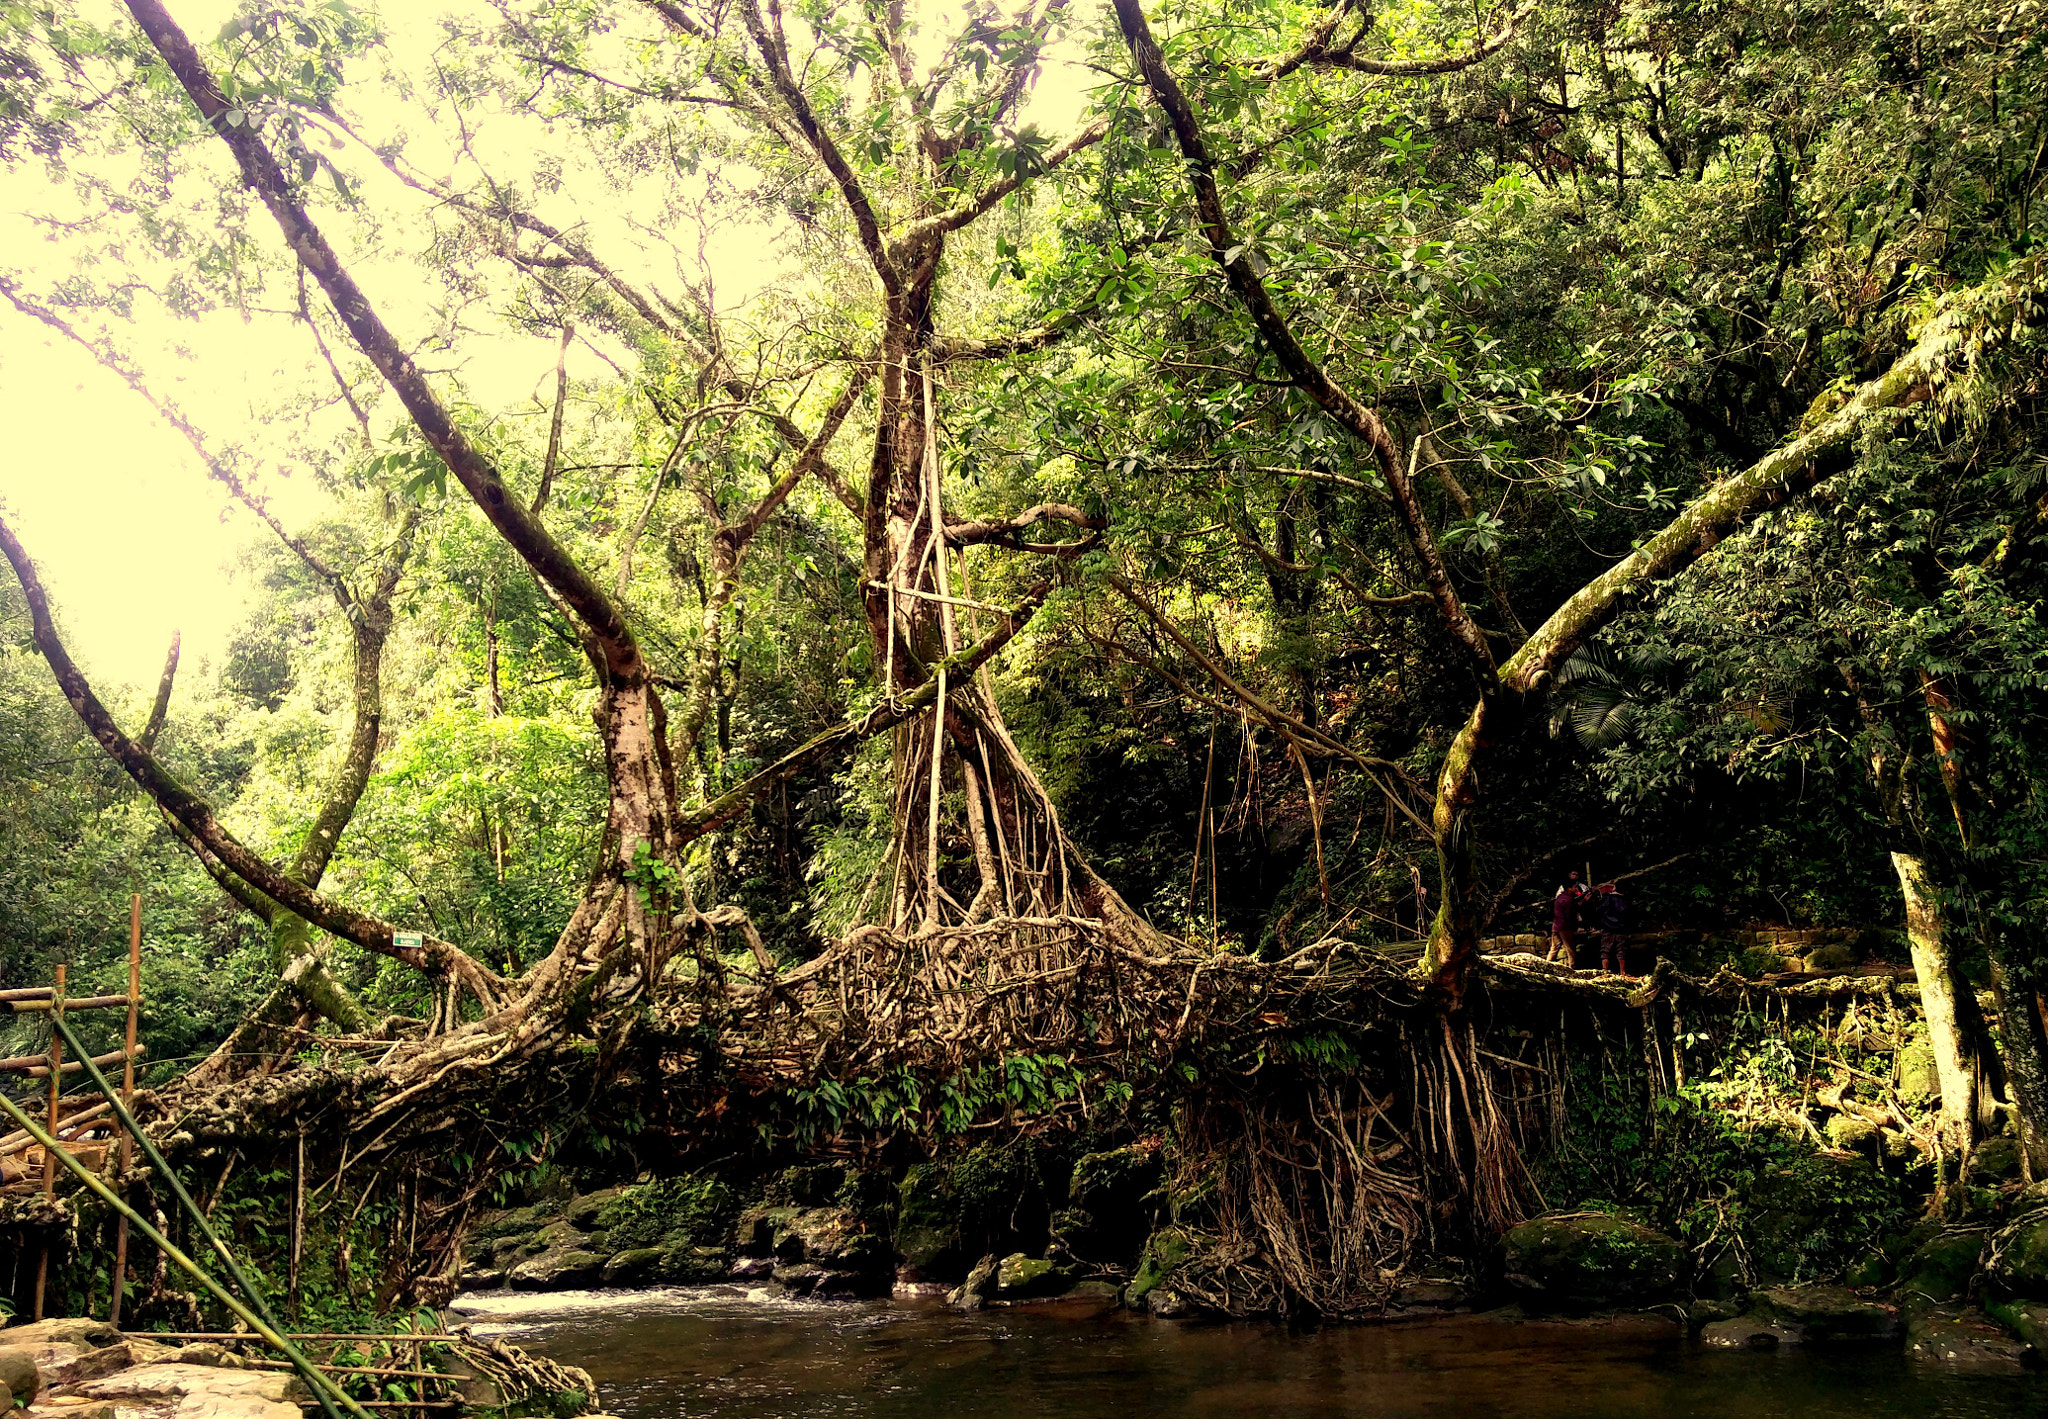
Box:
[0,1317,606,1418]
[453,1128,2048,1375]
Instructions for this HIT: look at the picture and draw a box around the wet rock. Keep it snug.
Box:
[1499,1213,1683,1309]
[0,1346,38,1406]
[664,1246,730,1284]
[1988,1213,2048,1297]
[27,1402,117,1419]
[460,1264,507,1290]
[1752,1285,1901,1341]
[507,1247,607,1291]
[1985,1298,2048,1351]
[1905,1304,2030,1373]
[1125,1230,1192,1309]
[564,1187,628,1231]
[69,1362,308,1419]
[730,1255,774,1281]
[995,1253,1073,1300]
[949,1254,999,1312]
[470,1203,551,1240]
[1896,1230,1985,1302]
[1699,1315,1802,1349]
[1061,1146,1162,1265]
[1392,1280,1467,1310]
[1145,1286,1190,1318]
[602,1246,666,1286]
[1684,1299,1744,1328]
[736,1204,887,1293]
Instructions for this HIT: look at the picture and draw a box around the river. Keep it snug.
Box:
[451,1287,2041,1418]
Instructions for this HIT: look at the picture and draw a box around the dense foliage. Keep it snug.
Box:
[0,0,2040,1114]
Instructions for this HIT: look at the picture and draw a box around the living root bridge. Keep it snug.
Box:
[125,930,1905,1320]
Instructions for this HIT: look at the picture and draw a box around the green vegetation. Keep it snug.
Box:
[0,0,2042,1335]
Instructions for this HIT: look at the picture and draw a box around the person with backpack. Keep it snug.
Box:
[1549,872,1587,966]
[1595,881,1630,975]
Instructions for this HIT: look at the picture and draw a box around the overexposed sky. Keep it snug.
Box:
[0,0,1092,688]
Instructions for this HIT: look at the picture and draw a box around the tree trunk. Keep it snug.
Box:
[1891,850,1978,1135]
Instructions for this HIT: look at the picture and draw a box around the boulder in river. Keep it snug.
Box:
[737,1203,891,1297]
[1498,1212,1683,1309]
[507,1246,608,1291]
[1751,1285,1901,1341]
[996,1252,1073,1300]
[1903,1303,2030,1373]
[1125,1229,1192,1309]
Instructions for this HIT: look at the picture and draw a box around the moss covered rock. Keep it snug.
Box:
[1897,1230,1985,1302]
[1125,1230,1192,1309]
[1500,1213,1683,1309]
[1743,1153,1896,1282]
[1060,1146,1162,1265]
[996,1253,1072,1299]
[1989,1212,2048,1297]
[1752,1285,1901,1341]
[895,1143,1047,1280]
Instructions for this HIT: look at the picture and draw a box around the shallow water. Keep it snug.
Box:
[452,1287,2041,1419]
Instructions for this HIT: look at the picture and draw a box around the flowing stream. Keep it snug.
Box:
[452,1288,2041,1418]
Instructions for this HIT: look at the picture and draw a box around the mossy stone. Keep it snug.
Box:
[1898,1231,1985,1302]
[995,1253,1070,1298]
[1126,1230,1192,1308]
[1500,1212,1683,1309]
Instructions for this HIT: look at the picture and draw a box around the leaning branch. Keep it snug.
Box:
[0,513,441,975]
[1110,0,1495,677]
[124,0,641,680]
[1262,0,1533,83]
[1499,268,2044,694]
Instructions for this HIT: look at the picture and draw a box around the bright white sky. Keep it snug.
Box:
[0,0,1091,688]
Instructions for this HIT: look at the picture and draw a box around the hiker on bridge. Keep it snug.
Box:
[1596,882,1630,976]
[1550,873,1587,966]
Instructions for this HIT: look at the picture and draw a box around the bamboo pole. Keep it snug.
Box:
[109,892,140,1326]
[48,1012,349,1419]
[32,962,64,1320]
[0,1088,370,1419]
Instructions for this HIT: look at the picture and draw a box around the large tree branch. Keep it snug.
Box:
[727,363,873,547]
[0,512,451,976]
[287,507,419,888]
[1262,0,1532,83]
[1110,0,1495,677]
[943,502,1104,548]
[891,118,1108,254]
[734,0,901,297]
[1497,274,2041,694]
[140,630,179,754]
[124,0,642,681]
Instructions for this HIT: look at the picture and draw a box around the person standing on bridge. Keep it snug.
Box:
[1550,872,1586,966]
[1596,882,1630,976]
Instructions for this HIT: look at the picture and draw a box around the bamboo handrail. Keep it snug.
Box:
[0,1088,370,1419]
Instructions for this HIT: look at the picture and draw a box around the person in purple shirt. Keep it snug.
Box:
[1550,871,1586,966]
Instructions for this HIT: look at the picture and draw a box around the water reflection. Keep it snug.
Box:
[451,1288,2040,1419]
